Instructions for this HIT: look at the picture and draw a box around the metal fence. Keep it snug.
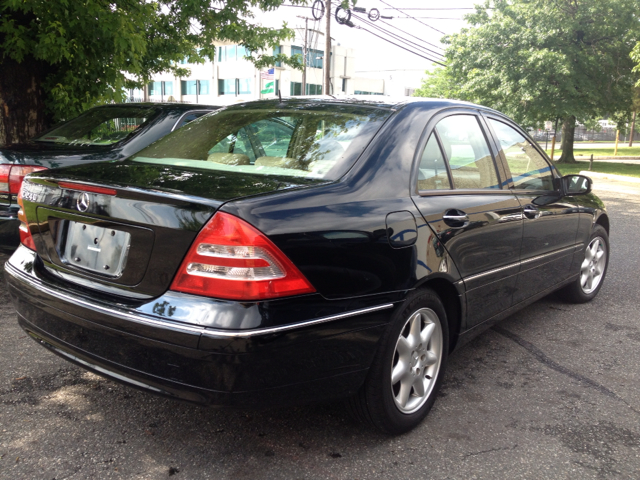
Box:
[531,126,640,143]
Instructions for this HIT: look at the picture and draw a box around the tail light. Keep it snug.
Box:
[17,186,36,251]
[0,165,48,195]
[170,212,315,301]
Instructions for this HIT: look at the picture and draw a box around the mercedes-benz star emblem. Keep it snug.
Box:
[77,192,90,212]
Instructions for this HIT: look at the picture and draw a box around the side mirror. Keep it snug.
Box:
[562,174,592,195]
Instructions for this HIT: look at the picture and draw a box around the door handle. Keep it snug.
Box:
[523,205,540,219]
[443,209,470,228]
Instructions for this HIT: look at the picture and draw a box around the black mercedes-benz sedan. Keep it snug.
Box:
[0,103,220,252]
[5,98,609,434]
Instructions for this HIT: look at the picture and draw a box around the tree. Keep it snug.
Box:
[441,0,640,163]
[0,0,304,146]
[414,66,461,100]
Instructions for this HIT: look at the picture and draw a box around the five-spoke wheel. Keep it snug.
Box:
[391,308,443,414]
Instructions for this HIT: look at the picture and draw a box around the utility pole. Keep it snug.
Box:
[324,1,331,95]
[297,16,310,96]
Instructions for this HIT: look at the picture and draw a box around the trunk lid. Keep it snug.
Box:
[22,161,326,298]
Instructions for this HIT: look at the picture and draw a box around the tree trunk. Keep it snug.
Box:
[556,116,577,164]
[630,111,636,147]
[0,57,53,146]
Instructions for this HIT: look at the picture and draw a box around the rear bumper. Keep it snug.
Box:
[6,246,394,407]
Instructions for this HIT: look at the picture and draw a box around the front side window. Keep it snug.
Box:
[488,119,555,190]
[435,115,500,190]
[133,105,391,180]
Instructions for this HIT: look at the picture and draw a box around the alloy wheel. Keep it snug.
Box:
[390,308,443,414]
[580,236,607,295]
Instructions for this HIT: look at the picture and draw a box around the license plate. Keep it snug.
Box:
[61,222,131,277]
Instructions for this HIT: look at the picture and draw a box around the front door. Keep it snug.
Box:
[484,116,580,304]
[411,112,523,329]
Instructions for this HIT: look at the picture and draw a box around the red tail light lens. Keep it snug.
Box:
[17,186,36,251]
[0,165,11,193]
[9,166,48,194]
[170,212,315,300]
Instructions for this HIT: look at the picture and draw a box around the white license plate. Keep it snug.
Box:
[61,222,131,277]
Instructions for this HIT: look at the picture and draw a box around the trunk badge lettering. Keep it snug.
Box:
[77,193,90,212]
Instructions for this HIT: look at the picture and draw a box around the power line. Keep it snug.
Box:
[376,0,446,35]
[350,12,445,60]
[382,7,487,10]
[376,17,445,52]
[355,25,446,66]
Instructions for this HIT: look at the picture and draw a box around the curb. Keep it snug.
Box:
[577,156,640,160]
[579,171,640,184]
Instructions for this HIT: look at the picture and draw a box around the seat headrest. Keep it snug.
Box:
[207,153,250,165]
[254,156,301,169]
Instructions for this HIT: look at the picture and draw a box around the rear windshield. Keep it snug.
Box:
[132,104,392,180]
[33,107,158,146]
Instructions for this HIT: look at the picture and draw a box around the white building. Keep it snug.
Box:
[140,32,387,105]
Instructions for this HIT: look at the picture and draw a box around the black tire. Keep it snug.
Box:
[558,224,609,303]
[347,288,449,434]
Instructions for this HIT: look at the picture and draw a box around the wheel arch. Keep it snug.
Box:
[595,213,609,235]
[419,278,462,353]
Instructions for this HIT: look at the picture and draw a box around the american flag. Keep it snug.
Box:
[261,68,275,80]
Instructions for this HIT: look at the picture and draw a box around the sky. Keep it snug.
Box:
[259,0,483,74]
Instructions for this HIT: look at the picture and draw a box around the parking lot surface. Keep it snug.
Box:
[1,178,639,479]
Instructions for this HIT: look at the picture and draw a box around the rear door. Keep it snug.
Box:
[484,115,580,303]
[411,110,523,329]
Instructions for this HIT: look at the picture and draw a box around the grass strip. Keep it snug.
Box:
[553,161,640,178]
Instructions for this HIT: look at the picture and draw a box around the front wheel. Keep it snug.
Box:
[347,289,449,434]
[558,224,609,303]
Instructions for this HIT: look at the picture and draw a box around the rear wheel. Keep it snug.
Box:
[347,289,449,434]
[558,224,609,303]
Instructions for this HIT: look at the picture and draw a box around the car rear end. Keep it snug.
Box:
[5,100,397,407]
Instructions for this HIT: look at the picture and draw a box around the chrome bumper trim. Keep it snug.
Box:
[5,260,394,338]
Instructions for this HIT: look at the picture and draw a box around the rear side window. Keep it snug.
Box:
[418,134,451,190]
[418,114,501,191]
[488,119,555,191]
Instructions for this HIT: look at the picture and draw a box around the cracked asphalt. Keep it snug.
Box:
[1,178,639,479]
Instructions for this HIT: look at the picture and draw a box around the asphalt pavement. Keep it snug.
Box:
[0,178,639,479]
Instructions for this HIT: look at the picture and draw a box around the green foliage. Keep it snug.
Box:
[414,66,462,100]
[443,0,640,129]
[0,0,305,121]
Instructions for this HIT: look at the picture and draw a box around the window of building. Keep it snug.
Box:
[218,45,250,62]
[290,82,302,96]
[218,79,252,96]
[289,83,322,96]
[291,46,324,69]
[274,46,282,67]
[342,79,347,93]
[354,90,383,95]
[218,79,236,95]
[181,80,209,95]
[148,81,173,96]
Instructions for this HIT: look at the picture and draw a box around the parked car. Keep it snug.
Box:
[5,98,609,434]
[0,103,220,251]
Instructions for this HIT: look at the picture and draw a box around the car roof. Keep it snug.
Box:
[223,96,503,116]
[90,103,221,111]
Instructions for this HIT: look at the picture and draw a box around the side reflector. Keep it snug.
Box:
[170,212,315,301]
